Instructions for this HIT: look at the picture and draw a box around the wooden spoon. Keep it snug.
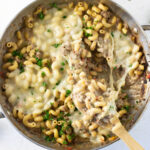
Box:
[111,117,144,150]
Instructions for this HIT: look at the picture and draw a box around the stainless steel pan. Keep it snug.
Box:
[0,0,150,149]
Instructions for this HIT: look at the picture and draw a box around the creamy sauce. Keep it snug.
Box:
[5,8,83,114]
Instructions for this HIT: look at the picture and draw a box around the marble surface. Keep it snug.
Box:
[0,0,150,150]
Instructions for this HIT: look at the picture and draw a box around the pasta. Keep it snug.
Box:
[2,1,146,146]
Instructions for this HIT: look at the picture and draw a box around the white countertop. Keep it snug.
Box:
[0,0,150,150]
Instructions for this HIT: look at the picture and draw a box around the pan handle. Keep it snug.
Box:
[141,25,150,30]
[0,112,5,119]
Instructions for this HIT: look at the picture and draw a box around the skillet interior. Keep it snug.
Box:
[0,0,150,149]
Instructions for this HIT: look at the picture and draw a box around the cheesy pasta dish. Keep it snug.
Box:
[2,1,146,146]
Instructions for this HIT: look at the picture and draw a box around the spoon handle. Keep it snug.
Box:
[112,122,144,150]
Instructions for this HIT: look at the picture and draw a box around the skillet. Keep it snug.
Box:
[0,0,150,149]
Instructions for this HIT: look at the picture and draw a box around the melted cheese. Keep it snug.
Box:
[5,8,83,114]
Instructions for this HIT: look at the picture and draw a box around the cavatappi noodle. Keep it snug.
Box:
[2,1,146,146]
